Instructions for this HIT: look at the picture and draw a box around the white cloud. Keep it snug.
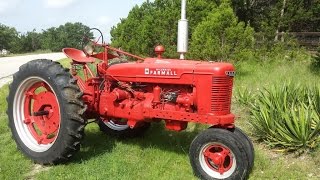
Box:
[44,0,77,9]
[88,16,113,42]
[96,16,112,26]
[0,0,20,14]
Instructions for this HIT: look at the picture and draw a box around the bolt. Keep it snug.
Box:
[37,138,44,144]
[23,118,31,124]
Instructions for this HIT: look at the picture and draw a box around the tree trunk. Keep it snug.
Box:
[275,0,287,41]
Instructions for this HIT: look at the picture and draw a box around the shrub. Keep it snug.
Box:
[189,1,255,61]
[235,88,255,106]
[250,83,320,151]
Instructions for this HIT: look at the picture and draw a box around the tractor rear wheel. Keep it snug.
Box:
[98,118,150,138]
[189,128,249,180]
[7,59,86,164]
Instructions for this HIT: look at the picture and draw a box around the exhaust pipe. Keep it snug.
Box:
[177,0,188,60]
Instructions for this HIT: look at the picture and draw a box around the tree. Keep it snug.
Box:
[189,1,254,61]
[281,0,320,32]
[18,30,42,52]
[1,22,92,54]
[41,22,91,52]
[274,0,286,42]
[231,0,320,39]
[0,24,20,52]
[110,0,218,58]
[111,1,180,58]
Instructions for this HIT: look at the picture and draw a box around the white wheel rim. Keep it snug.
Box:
[104,120,129,131]
[13,76,60,152]
[199,142,237,179]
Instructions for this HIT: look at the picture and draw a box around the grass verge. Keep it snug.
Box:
[0,85,32,179]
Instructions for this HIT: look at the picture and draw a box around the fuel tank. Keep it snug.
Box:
[106,58,235,85]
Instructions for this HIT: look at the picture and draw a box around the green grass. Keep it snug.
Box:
[58,58,71,67]
[232,56,320,178]
[0,57,319,179]
[36,123,201,180]
[0,85,32,180]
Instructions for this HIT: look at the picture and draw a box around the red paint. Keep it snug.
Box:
[203,144,234,174]
[63,48,95,63]
[62,43,235,131]
[92,51,118,60]
[153,86,161,103]
[165,120,188,131]
[23,81,60,144]
[154,45,165,59]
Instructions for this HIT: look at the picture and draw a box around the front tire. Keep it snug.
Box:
[7,59,86,164]
[189,128,249,180]
[231,127,254,172]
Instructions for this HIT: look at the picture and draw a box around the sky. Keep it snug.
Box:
[0,0,148,41]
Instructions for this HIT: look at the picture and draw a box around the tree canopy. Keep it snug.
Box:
[1,0,319,57]
[110,0,218,58]
[0,22,91,53]
[0,24,20,52]
[110,0,320,59]
[189,1,254,60]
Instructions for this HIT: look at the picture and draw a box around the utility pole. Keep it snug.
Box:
[177,0,188,60]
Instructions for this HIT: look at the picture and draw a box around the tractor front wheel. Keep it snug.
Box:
[189,128,249,180]
[7,59,86,164]
[231,127,254,172]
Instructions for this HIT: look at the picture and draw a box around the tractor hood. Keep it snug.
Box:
[106,58,235,84]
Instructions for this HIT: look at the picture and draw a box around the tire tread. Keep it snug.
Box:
[7,59,86,165]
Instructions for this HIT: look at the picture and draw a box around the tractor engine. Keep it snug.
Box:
[98,57,235,131]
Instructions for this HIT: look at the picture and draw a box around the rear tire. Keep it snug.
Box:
[189,128,249,180]
[98,118,150,138]
[7,59,86,164]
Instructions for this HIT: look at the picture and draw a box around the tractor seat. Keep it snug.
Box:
[62,48,96,63]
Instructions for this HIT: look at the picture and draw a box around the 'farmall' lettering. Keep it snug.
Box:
[144,68,177,76]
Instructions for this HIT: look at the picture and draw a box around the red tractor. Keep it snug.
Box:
[7,29,254,179]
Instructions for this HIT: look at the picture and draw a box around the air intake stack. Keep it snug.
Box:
[177,0,188,60]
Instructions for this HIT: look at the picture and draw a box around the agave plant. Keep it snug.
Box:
[235,88,255,106]
[250,83,320,151]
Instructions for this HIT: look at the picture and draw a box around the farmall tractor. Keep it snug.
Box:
[6,3,254,180]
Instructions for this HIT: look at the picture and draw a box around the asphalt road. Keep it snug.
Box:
[0,53,66,88]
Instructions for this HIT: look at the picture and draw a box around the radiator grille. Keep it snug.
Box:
[211,76,233,115]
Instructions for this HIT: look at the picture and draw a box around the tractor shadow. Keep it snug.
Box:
[70,122,206,163]
[69,124,117,163]
[117,122,206,155]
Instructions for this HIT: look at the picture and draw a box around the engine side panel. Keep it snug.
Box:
[100,58,236,129]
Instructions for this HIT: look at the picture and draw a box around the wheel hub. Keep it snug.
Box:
[23,82,60,145]
[203,144,233,175]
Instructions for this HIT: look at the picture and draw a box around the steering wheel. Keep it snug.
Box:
[82,28,105,55]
